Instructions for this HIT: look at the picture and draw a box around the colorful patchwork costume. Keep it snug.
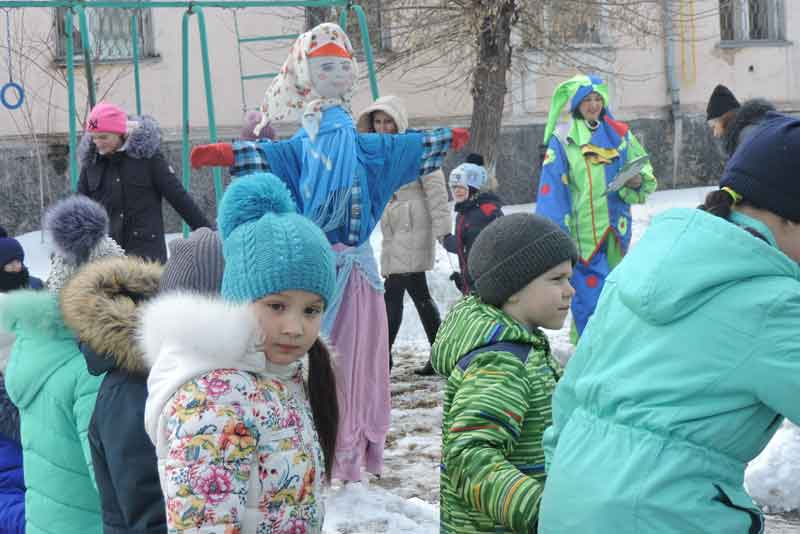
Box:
[535,75,657,338]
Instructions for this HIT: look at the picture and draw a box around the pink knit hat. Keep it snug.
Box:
[86,102,127,135]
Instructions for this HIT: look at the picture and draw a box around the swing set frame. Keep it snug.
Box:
[0,0,379,229]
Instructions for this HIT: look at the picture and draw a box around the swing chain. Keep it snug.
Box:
[3,9,12,83]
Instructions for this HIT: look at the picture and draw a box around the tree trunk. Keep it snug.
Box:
[468,1,516,174]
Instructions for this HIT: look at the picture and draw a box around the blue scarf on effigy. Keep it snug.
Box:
[266,106,358,237]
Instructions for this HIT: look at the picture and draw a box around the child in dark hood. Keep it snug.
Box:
[441,154,504,295]
[0,226,43,292]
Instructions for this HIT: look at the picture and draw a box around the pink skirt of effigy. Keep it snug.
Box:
[328,266,391,482]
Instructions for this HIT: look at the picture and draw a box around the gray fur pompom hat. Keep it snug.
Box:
[468,213,578,307]
[44,195,125,292]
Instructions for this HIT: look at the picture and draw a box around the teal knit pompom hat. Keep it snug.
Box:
[218,173,335,305]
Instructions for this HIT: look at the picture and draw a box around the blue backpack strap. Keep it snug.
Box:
[457,341,532,371]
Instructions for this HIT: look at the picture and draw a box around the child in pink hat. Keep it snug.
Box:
[86,102,127,135]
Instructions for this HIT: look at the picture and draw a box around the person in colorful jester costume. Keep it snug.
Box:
[536,74,656,340]
[191,23,468,482]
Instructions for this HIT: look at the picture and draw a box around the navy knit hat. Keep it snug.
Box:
[707,84,740,121]
[465,153,485,166]
[0,237,24,269]
[218,173,335,305]
[720,112,800,222]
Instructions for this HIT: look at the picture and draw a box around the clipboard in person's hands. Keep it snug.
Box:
[607,155,650,193]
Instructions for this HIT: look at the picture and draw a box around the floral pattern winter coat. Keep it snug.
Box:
[141,293,325,534]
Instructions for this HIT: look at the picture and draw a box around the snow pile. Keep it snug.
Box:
[746,421,800,512]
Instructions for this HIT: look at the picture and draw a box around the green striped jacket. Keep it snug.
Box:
[432,295,561,533]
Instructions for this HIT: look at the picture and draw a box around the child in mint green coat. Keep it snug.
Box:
[539,113,800,533]
[0,195,123,534]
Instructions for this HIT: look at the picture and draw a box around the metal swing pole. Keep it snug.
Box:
[76,3,95,107]
[339,1,378,100]
[181,4,222,235]
[131,10,142,115]
[65,6,79,191]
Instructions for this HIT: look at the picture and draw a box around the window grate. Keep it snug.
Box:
[719,0,785,42]
[55,5,157,62]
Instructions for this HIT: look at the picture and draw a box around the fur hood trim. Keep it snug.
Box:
[725,98,776,156]
[140,292,264,444]
[78,115,162,169]
[139,292,260,372]
[60,256,162,373]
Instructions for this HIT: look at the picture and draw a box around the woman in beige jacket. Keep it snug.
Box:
[357,96,451,375]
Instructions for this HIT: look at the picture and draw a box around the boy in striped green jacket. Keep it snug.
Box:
[432,213,578,533]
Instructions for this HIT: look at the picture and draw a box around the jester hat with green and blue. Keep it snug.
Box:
[543,74,629,151]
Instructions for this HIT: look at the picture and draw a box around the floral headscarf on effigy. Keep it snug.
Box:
[254,23,359,141]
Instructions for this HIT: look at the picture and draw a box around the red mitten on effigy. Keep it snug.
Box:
[451,128,470,151]
[190,143,235,169]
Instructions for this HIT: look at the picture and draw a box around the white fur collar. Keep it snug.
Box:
[140,292,267,443]
[139,292,260,371]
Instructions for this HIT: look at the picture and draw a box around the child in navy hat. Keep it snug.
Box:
[141,173,338,533]
[536,112,800,533]
[0,226,43,292]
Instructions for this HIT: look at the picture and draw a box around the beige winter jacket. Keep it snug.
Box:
[357,96,452,276]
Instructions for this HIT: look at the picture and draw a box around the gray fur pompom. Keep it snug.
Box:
[44,195,109,265]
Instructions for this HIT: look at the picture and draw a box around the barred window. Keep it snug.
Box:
[719,0,785,42]
[55,6,157,62]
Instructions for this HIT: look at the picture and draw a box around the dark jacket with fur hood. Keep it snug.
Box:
[60,256,166,534]
[78,116,211,263]
[723,98,776,158]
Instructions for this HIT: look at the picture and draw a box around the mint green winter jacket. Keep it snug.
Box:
[0,290,103,534]
[538,208,800,534]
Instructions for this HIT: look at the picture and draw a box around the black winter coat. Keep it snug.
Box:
[59,257,166,534]
[442,192,503,293]
[83,346,166,534]
[78,116,210,263]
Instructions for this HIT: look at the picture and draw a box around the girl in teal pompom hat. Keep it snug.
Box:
[142,172,339,533]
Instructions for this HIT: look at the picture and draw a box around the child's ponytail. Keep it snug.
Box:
[699,189,736,220]
[699,187,764,221]
[307,338,339,482]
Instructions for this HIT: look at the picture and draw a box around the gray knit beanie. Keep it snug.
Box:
[469,213,578,307]
[160,228,224,294]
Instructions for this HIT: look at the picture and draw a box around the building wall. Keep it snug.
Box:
[1,1,797,236]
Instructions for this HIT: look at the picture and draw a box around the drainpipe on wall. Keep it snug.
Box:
[663,0,681,188]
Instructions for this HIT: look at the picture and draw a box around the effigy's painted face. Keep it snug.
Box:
[308,56,355,98]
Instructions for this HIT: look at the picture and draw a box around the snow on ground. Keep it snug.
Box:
[14,185,799,532]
